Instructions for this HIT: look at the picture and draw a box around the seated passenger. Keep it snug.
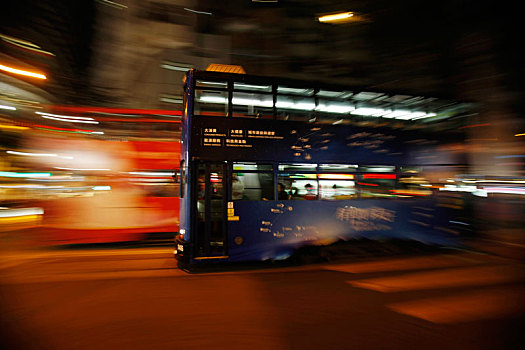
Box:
[232,173,245,200]
[290,187,302,200]
[303,183,317,200]
[278,183,290,200]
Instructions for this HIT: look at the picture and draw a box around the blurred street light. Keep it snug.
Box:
[317,11,368,24]
[0,63,47,79]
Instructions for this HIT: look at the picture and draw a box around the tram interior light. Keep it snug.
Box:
[198,94,437,120]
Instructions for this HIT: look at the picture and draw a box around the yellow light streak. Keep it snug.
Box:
[0,64,47,79]
[0,215,40,224]
[515,133,525,137]
[193,256,229,260]
[0,124,29,131]
[318,12,354,23]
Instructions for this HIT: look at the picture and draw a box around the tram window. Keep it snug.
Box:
[234,82,272,92]
[278,173,317,200]
[233,163,273,171]
[233,171,274,201]
[196,80,227,89]
[275,95,315,121]
[277,86,314,96]
[319,164,357,172]
[318,173,356,200]
[194,89,228,117]
[359,165,395,173]
[279,163,317,172]
[357,173,396,199]
[232,92,273,119]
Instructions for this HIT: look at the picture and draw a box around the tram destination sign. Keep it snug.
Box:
[191,116,462,165]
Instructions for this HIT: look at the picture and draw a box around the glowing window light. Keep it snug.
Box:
[293,102,316,111]
[315,104,355,114]
[199,95,227,103]
[275,101,315,111]
[275,101,294,108]
[234,83,271,90]
[351,108,386,117]
[382,110,410,119]
[0,64,46,79]
[0,104,16,111]
[318,12,354,23]
[232,97,273,107]
[160,63,192,72]
[362,174,396,179]
[411,112,436,120]
[396,111,427,120]
[318,174,354,180]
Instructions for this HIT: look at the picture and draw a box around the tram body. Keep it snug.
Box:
[175,69,471,266]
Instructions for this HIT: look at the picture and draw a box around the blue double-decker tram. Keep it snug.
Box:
[174,68,473,268]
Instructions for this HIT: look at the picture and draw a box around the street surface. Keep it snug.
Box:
[1,243,524,350]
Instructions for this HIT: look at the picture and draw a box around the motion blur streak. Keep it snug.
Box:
[318,12,354,22]
[0,63,47,79]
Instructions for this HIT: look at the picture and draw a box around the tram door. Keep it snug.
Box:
[194,161,228,258]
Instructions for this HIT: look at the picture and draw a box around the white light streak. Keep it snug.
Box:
[200,95,227,103]
[36,111,98,124]
[184,8,213,15]
[160,64,192,72]
[0,207,44,218]
[6,150,57,157]
[0,171,51,178]
[128,171,175,177]
[318,12,354,23]
[55,167,111,171]
[92,186,111,191]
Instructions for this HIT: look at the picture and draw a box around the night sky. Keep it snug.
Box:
[0,0,522,114]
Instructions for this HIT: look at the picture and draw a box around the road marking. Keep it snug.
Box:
[388,287,525,323]
[347,265,525,292]
[323,253,483,274]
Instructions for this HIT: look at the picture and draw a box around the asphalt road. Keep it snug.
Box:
[1,246,524,350]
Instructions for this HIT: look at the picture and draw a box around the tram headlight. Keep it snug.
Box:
[179,229,186,238]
